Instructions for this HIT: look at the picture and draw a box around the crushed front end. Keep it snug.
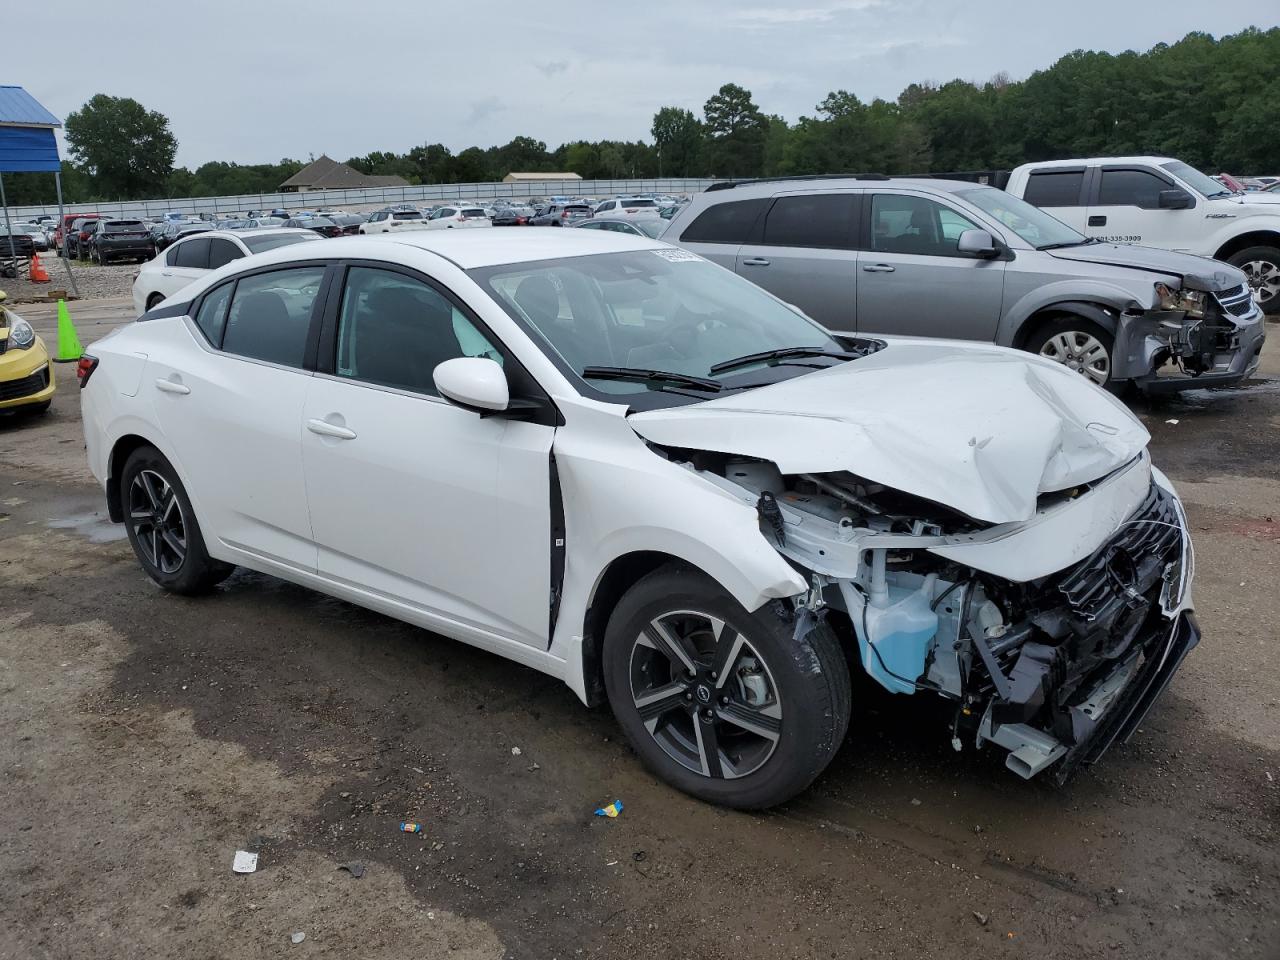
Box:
[1118,280,1265,392]
[694,451,1197,782]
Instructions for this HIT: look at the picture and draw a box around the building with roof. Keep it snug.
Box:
[502,172,583,183]
[279,154,410,192]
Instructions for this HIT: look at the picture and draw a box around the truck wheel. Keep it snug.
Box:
[1226,246,1280,315]
[603,564,851,809]
[1025,317,1115,389]
[120,446,234,595]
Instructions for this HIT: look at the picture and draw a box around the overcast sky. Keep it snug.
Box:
[10,0,1277,168]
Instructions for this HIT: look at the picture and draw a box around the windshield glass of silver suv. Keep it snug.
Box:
[957,187,1085,248]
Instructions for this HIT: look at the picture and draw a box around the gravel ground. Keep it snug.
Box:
[1,302,1277,959]
[2,254,138,304]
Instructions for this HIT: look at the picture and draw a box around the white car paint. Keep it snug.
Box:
[357,210,431,234]
[594,197,661,218]
[82,230,1197,799]
[131,228,320,317]
[424,205,492,230]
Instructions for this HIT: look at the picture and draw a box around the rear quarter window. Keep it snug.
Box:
[679,198,769,244]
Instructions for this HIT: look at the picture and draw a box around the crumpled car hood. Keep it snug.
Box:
[628,340,1150,525]
[1048,243,1246,291]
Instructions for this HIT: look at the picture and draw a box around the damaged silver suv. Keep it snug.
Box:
[666,176,1266,393]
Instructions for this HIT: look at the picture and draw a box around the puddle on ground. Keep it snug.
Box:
[47,511,128,544]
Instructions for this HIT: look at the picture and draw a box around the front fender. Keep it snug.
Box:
[999,280,1140,347]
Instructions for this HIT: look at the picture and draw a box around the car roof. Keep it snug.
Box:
[1013,156,1177,170]
[696,176,992,199]
[229,228,667,271]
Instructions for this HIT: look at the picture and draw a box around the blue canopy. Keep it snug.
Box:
[0,85,62,173]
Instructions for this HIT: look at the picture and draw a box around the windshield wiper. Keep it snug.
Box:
[581,366,723,393]
[708,346,859,375]
[1036,237,1099,250]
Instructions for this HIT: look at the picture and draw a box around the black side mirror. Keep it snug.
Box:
[1157,189,1193,210]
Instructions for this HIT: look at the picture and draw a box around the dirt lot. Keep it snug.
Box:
[2,256,138,304]
[1,300,1277,960]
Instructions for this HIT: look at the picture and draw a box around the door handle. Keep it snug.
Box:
[741,257,771,267]
[862,263,896,273]
[1088,215,1107,227]
[307,418,357,440]
[154,378,190,395]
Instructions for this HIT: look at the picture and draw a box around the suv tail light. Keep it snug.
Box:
[76,354,99,389]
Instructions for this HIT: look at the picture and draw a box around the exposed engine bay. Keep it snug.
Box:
[660,446,1198,782]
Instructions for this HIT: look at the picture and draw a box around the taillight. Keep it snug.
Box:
[561,211,569,219]
[76,354,99,389]
[456,215,465,221]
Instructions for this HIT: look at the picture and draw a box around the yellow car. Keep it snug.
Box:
[0,290,56,415]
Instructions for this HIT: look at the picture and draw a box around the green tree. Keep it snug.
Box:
[64,94,177,199]
[702,84,768,177]
[651,106,702,177]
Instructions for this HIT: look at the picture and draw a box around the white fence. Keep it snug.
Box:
[7,178,720,221]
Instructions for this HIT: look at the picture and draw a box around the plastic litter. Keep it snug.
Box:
[291,932,306,945]
[1165,419,1180,425]
[594,800,623,818]
[973,911,989,926]
[511,746,522,756]
[231,850,258,874]
[400,821,423,834]
[338,861,365,879]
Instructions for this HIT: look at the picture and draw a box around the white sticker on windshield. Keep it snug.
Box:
[650,248,703,263]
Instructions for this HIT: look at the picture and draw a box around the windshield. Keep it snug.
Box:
[242,232,322,254]
[1161,160,1233,199]
[620,198,658,208]
[392,211,423,220]
[957,187,1085,249]
[471,250,845,401]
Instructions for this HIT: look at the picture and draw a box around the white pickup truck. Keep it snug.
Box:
[1006,157,1280,314]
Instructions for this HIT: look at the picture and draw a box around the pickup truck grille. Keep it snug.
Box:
[1214,283,1255,318]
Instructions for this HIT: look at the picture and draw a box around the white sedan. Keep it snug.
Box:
[131,228,320,316]
[424,205,491,229]
[82,231,1197,808]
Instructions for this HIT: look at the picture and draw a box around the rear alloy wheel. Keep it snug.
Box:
[1226,245,1280,315]
[1027,317,1114,388]
[604,565,850,809]
[120,446,234,594]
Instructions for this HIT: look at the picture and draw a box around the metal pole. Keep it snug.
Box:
[0,172,15,278]
[54,171,79,298]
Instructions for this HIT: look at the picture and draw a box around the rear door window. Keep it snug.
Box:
[207,238,243,270]
[172,238,211,269]
[1023,170,1085,207]
[761,194,856,249]
[221,266,326,368]
[679,198,769,244]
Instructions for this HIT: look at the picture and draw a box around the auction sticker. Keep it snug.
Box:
[651,248,703,262]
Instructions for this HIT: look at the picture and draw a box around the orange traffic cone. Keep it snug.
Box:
[30,252,50,283]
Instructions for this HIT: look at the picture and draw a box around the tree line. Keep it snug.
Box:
[4,27,1277,207]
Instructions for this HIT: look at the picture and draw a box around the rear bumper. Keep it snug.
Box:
[97,240,155,257]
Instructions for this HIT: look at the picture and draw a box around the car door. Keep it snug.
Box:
[1085,166,1198,250]
[148,263,330,571]
[300,263,556,648]
[1020,166,1089,233]
[856,191,1006,340]
[156,237,211,298]
[733,192,859,331]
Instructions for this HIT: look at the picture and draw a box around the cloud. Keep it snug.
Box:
[468,97,506,123]
[535,60,569,77]
[730,0,885,26]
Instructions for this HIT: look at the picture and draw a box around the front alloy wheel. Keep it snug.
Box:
[631,610,782,780]
[604,565,851,809]
[128,469,187,574]
[1039,329,1111,385]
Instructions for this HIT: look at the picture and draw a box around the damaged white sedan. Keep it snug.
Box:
[80,230,1198,808]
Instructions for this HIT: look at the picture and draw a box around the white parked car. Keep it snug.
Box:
[358,209,431,234]
[132,229,321,316]
[82,231,1198,808]
[594,196,660,218]
[424,205,492,229]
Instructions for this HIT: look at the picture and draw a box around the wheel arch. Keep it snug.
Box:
[1213,229,1280,262]
[1012,300,1119,351]
[105,433,159,522]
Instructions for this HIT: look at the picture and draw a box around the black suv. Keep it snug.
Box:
[88,220,156,264]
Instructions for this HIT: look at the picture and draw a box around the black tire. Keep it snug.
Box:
[1225,245,1280,315]
[603,564,851,809]
[119,446,234,595]
[1023,315,1117,390]
[145,292,165,311]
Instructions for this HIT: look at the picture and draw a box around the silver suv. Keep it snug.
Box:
[664,177,1266,392]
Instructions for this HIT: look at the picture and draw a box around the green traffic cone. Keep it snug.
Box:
[54,299,83,362]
